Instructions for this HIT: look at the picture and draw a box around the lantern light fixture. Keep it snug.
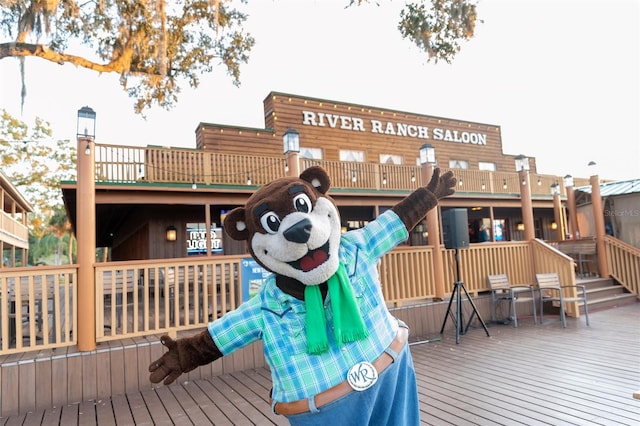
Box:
[282,128,300,154]
[418,143,436,165]
[550,182,560,196]
[166,226,177,242]
[77,106,96,139]
[563,174,574,188]
[514,154,530,172]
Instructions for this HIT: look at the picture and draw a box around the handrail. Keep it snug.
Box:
[530,238,580,316]
[1,240,586,354]
[0,266,77,354]
[92,143,566,197]
[94,256,246,342]
[605,235,640,298]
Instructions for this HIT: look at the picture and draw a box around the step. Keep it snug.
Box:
[582,293,638,313]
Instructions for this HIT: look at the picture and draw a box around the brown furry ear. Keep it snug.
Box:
[299,166,331,195]
[223,207,250,241]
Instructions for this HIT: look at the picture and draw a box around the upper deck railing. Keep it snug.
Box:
[93,143,589,196]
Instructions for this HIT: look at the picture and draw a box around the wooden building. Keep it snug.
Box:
[0,169,32,267]
[61,91,576,261]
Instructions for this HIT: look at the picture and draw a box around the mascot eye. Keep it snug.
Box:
[293,193,312,214]
[260,212,281,234]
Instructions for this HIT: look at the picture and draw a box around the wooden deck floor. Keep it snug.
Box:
[2,302,639,426]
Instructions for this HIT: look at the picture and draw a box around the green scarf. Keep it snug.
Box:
[304,263,369,354]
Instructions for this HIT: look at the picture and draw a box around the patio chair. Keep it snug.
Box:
[535,272,590,328]
[487,274,537,327]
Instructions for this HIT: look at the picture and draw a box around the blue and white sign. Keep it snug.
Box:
[240,257,271,301]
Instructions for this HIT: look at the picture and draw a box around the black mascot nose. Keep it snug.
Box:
[283,218,312,243]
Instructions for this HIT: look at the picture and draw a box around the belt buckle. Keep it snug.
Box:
[347,361,378,391]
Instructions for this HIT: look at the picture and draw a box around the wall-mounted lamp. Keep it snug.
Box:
[502,178,508,189]
[247,175,252,185]
[283,128,300,154]
[166,226,177,242]
[550,222,558,230]
[550,182,560,196]
[517,222,525,231]
[382,172,387,185]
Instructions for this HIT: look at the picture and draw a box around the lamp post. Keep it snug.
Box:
[283,128,300,177]
[550,182,564,241]
[419,143,445,300]
[588,162,609,278]
[76,106,97,351]
[515,154,535,240]
[564,174,579,239]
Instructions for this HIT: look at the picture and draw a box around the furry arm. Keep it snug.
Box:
[148,330,222,385]
[391,168,456,230]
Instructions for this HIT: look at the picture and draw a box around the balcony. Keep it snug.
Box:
[92,143,589,197]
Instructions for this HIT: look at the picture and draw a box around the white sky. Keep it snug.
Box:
[1,0,638,182]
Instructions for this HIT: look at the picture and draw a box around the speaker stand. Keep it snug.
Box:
[439,248,490,344]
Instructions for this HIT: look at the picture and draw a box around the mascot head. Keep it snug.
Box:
[223,166,341,286]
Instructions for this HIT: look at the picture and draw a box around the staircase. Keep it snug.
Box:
[577,276,638,313]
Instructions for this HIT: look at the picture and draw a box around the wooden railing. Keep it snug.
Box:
[0,266,77,354]
[605,235,640,298]
[95,256,244,342]
[0,239,581,354]
[531,238,580,316]
[0,210,29,247]
[93,143,565,197]
[442,242,535,296]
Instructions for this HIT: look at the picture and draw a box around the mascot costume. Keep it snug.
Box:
[149,166,456,425]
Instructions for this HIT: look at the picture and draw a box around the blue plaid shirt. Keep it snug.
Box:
[208,209,408,402]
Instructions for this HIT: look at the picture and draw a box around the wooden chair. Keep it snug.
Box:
[487,274,537,327]
[535,272,590,328]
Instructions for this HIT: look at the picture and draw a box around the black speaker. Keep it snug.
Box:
[442,208,469,249]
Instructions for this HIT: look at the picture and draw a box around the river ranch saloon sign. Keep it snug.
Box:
[301,110,487,145]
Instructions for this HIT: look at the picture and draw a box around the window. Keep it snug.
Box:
[300,147,322,159]
[379,154,402,165]
[479,162,496,171]
[449,160,469,169]
[340,150,365,162]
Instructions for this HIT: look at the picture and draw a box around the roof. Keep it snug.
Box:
[576,178,640,197]
[0,169,34,212]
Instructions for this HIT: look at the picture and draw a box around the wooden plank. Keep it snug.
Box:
[125,392,153,425]
[18,356,36,413]
[111,394,135,425]
[58,404,79,426]
[34,355,52,411]
[66,353,83,404]
[154,386,191,425]
[39,406,62,426]
[77,400,97,426]
[140,388,172,425]
[95,399,116,425]
[180,380,234,426]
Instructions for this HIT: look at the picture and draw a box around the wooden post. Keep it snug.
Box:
[552,193,564,241]
[285,151,300,178]
[566,186,579,239]
[77,136,96,351]
[421,163,445,300]
[590,174,609,278]
[518,170,535,241]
